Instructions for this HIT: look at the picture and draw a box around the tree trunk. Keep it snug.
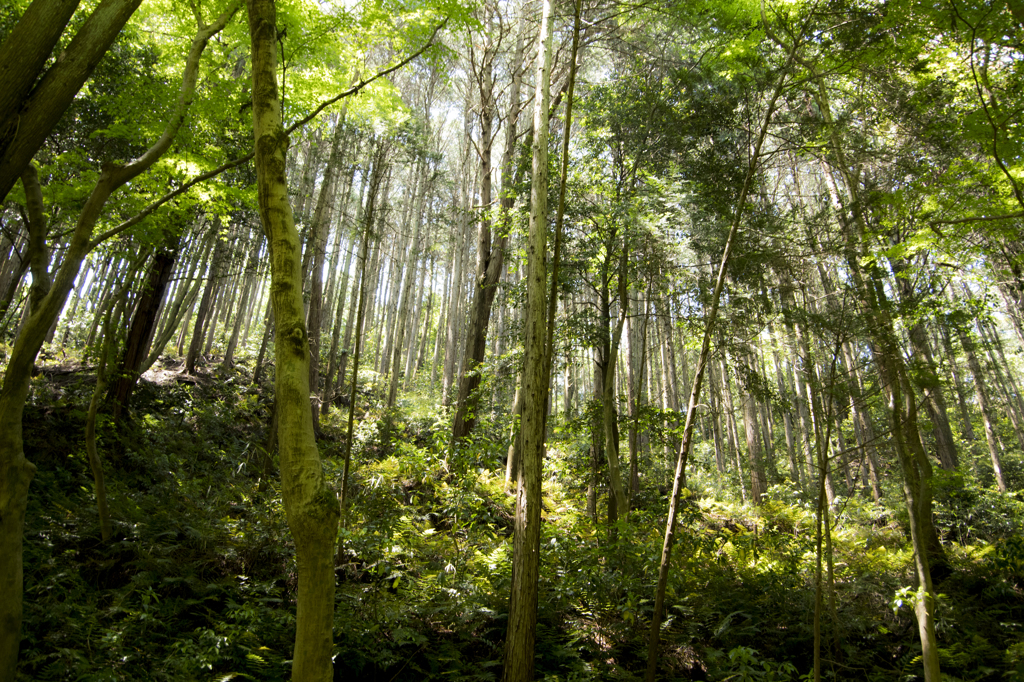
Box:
[0,0,145,204]
[246,3,340,680]
[146,231,214,372]
[958,318,1007,492]
[386,155,428,412]
[442,104,474,406]
[644,44,796,679]
[501,0,551,676]
[109,241,179,421]
[741,348,768,503]
[306,113,349,424]
[890,257,960,471]
[977,317,1024,453]
[223,227,265,367]
[626,294,648,504]
[322,228,355,414]
[186,229,229,373]
[811,71,943,675]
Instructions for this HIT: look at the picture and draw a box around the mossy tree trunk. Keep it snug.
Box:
[246,1,340,679]
[0,6,238,675]
[0,0,144,203]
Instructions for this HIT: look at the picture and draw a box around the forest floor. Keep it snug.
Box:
[14,355,1024,681]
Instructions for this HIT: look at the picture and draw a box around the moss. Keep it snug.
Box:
[283,323,307,357]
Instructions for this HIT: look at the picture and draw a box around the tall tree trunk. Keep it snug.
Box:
[146,232,214,372]
[808,68,943,677]
[246,3,340,680]
[186,228,229,373]
[322,228,355,415]
[387,155,428,412]
[340,143,388,523]
[842,341,883,501]
[442,103,474,406]
[770,322,801,486]
[0,6,239,673]
[644,40,797,679]
[306,114,348,425]
[741,347,768,503]
[596,242,630,523]
[957,316,1007,492]
[977,317,1024,453]
[223,228,265,367]
[501,0,551,676]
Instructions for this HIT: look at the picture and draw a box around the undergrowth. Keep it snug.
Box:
[13,358,1024,681]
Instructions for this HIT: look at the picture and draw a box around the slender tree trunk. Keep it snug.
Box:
[306,113,349,425]
[501,0,552,677]
[741,347,768,503]
[453,12,526,439]
[808,67,943,676]
[109,240,179,421]
[770,323,801,486]
[186,229,229,373]
[890,256,960,470]
[224,227,265,367]
[644,42,797,679]
[340,145,387,523]
[322,229,355,414]
[977,317,1024,452]
[626,294,648,504]
[442,114,473,405]
[146,233,214,372]
[958,318,1007,492]
[86,287,131,542]
[386,155,428,412]
[246,3,340,679]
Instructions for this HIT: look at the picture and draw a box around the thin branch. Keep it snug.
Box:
[929,211,1024,227]
[89,151,254,249]
[285,19,448,135]
[92,20,446,249]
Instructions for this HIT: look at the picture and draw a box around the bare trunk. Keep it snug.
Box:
[501,1,552,677]
[246,2,340,679]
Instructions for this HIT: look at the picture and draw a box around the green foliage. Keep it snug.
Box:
[707,646,798,681]
[933,469,1024,544]
[15,356,1024,681]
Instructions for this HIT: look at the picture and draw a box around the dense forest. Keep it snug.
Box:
[2,0,1024,680]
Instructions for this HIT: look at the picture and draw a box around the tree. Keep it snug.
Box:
[501,0,552,677]
[452,0,528,440]
[245,1,341,678]
[0,4,240,673]
[645,12,801,675]
[0,0,145,204]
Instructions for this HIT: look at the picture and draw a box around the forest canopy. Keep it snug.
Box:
[1,0,1024,680]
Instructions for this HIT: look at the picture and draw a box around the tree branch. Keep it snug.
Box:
[93,19,447,249]
[285,19,448,135]
[929,211,1024,226]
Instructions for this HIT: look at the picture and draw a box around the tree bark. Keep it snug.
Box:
[501,0,551,677]
[109,241,179,421]
[246,3,340,680]
[0,0,145,204]
[223,226,265,367]
[453,9,526,439]
[186,229,229,373]
[957,316,1007,492]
